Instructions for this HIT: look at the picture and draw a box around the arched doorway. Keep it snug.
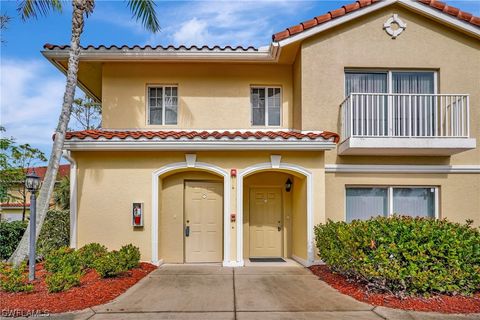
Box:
[151,161,231,266]
[237,162,313,266]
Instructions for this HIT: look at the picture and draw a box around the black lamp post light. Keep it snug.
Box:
[25,170,41,281]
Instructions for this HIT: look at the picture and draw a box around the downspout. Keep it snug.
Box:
[62,150,77,249]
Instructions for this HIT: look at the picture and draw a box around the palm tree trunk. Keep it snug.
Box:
[9,0,89,266]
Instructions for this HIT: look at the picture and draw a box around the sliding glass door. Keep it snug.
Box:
[345,72,388,136]
[392,72,435,136]
[345,70,436,137]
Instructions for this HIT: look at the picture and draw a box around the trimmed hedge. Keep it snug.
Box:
[78,243,108,268]
[94,244,141,278]
[0,220,28,260]
[315,216,480,296]
[44,247,83,293]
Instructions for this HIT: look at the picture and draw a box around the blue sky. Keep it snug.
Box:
[1,0,479,161]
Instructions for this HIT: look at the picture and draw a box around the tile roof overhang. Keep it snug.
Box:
[42,44,278,63]
[63,130,339,151]
[42,0,480,62]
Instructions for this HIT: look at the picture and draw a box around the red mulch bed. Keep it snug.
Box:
[0,262,156,314]
[309,265,480,314]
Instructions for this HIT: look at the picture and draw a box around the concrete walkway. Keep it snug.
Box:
[31,265,480,320]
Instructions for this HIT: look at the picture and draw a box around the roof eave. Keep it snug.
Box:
[41,47,277,63]
[63,139,337,151]
[42,52,102,103]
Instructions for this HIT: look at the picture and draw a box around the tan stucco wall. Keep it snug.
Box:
[74,150,325,262]
[292,176,307,260]
[292,51,302,130]
[325,172,480,227]
[299,4,480,165]
[102,63,293,130]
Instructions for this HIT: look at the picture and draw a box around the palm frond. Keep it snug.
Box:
[18,0,63,20]
[126,0,160,33]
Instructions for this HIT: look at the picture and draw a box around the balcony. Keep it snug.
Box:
[339,93,476,156]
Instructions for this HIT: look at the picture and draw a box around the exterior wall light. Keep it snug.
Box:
[285,178,292,192]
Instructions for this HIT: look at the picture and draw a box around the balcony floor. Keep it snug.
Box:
[338,137,477,156]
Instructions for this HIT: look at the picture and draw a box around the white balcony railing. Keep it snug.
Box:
[340,93,470,141]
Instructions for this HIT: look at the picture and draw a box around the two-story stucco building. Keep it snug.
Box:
[43,0,479,267]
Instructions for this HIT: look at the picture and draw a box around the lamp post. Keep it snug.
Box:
[25,170,40,281]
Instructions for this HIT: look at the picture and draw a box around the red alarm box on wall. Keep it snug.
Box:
[132,203,144,227]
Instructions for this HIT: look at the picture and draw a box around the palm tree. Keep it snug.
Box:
[9,0,160,265]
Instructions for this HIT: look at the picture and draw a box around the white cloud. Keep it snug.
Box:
[0,59,65,156]
[173,18,210,46]
[146,0,313,47]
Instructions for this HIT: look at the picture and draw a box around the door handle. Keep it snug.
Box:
[185,226,190,237]
[278,226,281,232]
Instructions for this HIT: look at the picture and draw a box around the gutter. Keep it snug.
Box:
[62,150,77,249]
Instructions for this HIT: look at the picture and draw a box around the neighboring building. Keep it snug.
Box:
[43,0,479,266]
[0,165,70,221]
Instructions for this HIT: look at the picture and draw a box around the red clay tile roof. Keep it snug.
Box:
[272,0,480,42]
[66,130,340,143]
[26,164,70,180]
[0,202,30,208]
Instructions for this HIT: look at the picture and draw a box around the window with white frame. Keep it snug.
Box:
[251,87,281,126]
[148,86,178,125]
[346,186,438,222]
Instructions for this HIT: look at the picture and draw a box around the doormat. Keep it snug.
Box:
[249,257,286,263]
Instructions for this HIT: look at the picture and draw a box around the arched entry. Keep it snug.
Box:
[237,162,314,266]
[151,161,231,266]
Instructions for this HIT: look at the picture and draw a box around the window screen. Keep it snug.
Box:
[346,188,388,222]
[393,188,435,218]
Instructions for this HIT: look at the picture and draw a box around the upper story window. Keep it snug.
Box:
[251,87,281,126]
[148,86,178,125]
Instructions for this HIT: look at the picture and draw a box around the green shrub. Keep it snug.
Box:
[37,210,70,259]
[118,244,140,270]
[0,220,28,260]
[44,247,83,293]
[45,269,81,293]
[93,251,127,278]
[0,261,33,292]
[315,216,480,296]
[44,247,82,274]
[78,243,108,269]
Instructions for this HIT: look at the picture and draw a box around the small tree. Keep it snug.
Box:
[70,95,101,130]
[0,127,47,220]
